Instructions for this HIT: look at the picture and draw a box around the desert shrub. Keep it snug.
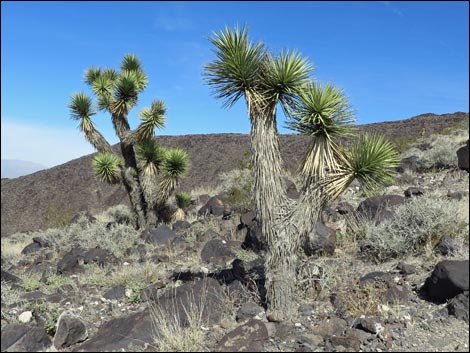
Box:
[102,204,136,227]
[360,194,468,261]
[217,168,253,212]
[403,131,468,171]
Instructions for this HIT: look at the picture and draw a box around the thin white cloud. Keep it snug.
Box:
[154,15,192,32]
[379,1,404,17]
[1,119,96,168]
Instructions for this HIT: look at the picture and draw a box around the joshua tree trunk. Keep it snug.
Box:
[121,167,148,230]
[248,98,300,321]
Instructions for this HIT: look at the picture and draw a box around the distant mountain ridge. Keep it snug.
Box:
[1,112,468,237]
[1,159,47,178]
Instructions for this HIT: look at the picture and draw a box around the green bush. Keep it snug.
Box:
[43,204,76,229]
[175,192,192,209]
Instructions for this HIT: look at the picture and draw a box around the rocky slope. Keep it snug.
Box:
[1,112,468,237]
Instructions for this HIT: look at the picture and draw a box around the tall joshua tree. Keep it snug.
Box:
[204,26,399,321]
[69,54,188,230]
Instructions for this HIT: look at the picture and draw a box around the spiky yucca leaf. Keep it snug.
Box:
[69,92,94,120]
[301,135,342,182]
[101,68,119,82]
[175,192,192,209]
[92,152,122,184]
[163,148,189,179]
[204,25,266,108]
[84,67,102,86]
[121,54,143,72]
[92,75,113,98]
[345,133,399,193]
[136,139,166,175]
[131,100,166,143]
[111,71,141,115]
[287,82,355,141]
[260,50,313,108]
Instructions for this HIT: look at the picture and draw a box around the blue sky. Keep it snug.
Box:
[1,1,469,167]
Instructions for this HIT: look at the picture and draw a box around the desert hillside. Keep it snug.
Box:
[1,112,468,237]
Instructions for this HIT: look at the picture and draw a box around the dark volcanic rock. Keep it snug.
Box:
[423,260,469,302]
[357,195,405,220]
[404,187,424,198]
[172,220,191,232]
[57,248,87,275]
[447,292,469,323]
[54,312,88,349]
[216,319,269,352]
[434,235,459,256]
[198,196,226,217]
[1,270,22,286]
[242,220,266,253]
[303,221,336,256]
[1,325,52,352]
[74,310,152,352]
[201,239,241,266]
[457,139,469,171]
[103,286,126,300]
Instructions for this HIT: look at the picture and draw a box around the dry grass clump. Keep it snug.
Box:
[150,290,208,352]
[360,193,468,262]
[333,281,388,318]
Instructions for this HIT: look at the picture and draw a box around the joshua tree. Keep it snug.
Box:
[69,54,188,230]
[204,26,399,321]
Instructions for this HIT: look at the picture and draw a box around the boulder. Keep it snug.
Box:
[57,248,87,275]
[456,140,469,171]
[172,220,191,233]
[423,260,469,302]
[1,270,22,286]
[103,286,126,300]
[357,195,405,220]
[156,277,225,326]
[447,190,469,201]
[434,235,459,256]
[21,236,50,255]
[1,325,52,352]
[242,220,266,253]
[303,221,336,256]
[73,310,153,352]
[404,187,424,198]
[236,301,265,322]
[84,247,116,267]
[447,292,469,323]
[198,196,226,217]
[216,319,269,352]
[201,239,241,266]
[54,312,88,349]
